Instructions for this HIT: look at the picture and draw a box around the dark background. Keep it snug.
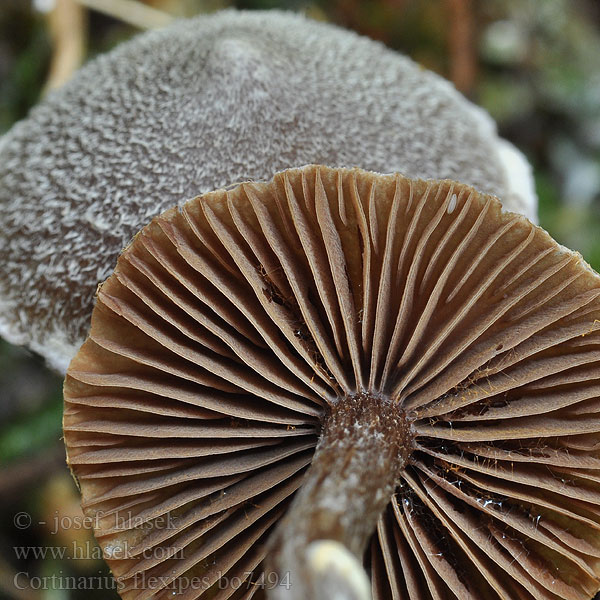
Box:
[1,0,600,598]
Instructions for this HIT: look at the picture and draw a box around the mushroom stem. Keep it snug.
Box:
[267,392,412,599]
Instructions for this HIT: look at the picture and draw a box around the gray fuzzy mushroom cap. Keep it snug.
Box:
[0,9,536,373]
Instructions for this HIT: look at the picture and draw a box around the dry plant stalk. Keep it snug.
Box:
[445,0,477,94]
[76,0,173,29]
[44,0,87,92]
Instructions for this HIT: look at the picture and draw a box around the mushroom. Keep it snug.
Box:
[64,165,600,600]
[0,9,536,374]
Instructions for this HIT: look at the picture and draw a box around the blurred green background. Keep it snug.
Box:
[1,0,599,598]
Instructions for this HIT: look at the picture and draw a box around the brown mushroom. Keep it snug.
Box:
[64,165,600,600]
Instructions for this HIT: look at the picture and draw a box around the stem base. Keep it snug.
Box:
[267,392,413,599]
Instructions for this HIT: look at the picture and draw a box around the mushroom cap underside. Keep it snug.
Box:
[64,165,600,600]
